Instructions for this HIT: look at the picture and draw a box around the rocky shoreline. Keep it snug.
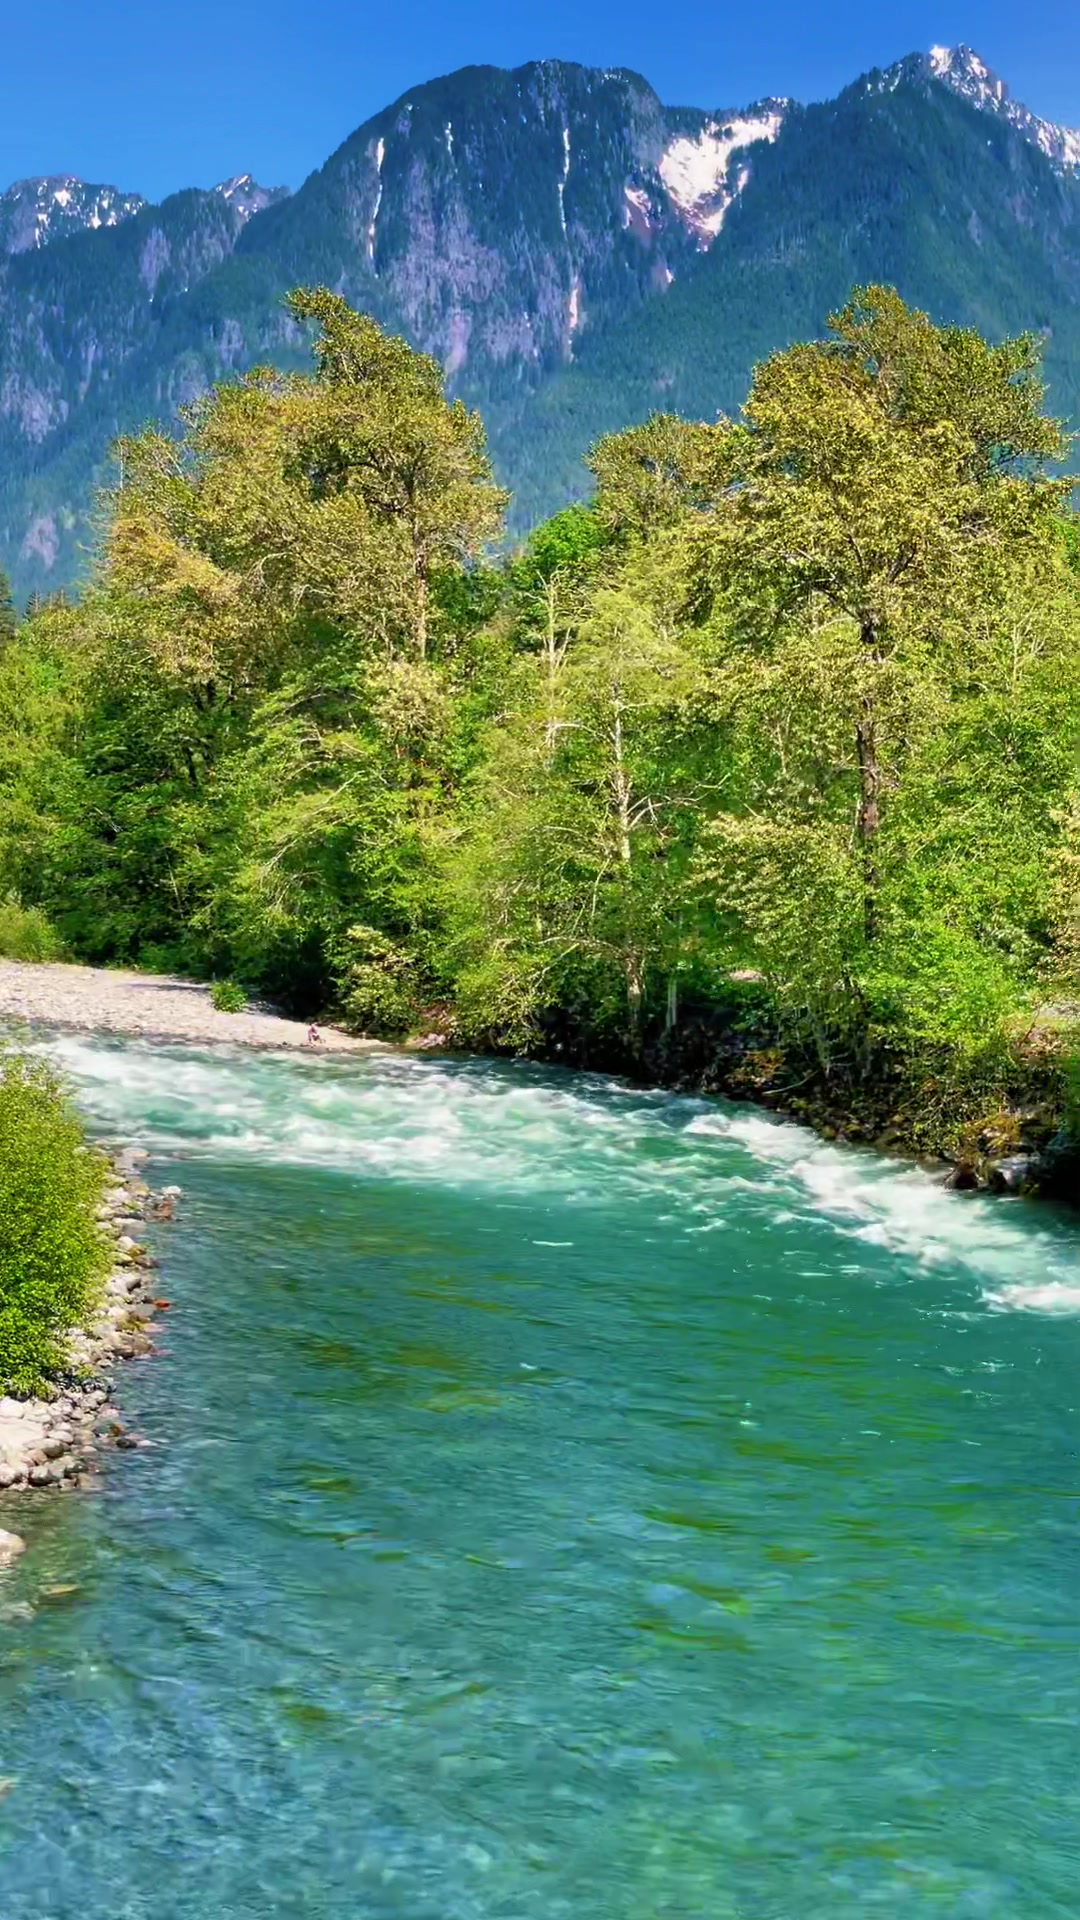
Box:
[0,958,379,1053]
[0,1143,176,1557]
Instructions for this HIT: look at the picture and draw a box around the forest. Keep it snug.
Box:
[2,283,1079,1178]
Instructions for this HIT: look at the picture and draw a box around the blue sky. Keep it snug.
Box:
[4,0,1079,201]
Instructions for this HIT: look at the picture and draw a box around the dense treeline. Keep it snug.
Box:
[2,284,1080,1161]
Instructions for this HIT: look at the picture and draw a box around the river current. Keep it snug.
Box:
[2,1036,1080,1917]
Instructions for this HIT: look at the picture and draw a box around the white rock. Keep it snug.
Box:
[0,1531,25,1568]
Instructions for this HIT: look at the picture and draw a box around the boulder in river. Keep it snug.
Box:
[0,1530,26,1568]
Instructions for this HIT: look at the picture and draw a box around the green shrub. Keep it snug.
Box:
[0,1054,108,1395]
[0,895,67,963]
[333,925,418,1037]
[210,979,247,1013]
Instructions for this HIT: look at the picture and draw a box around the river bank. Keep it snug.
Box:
[0,1144,173,1516]
[1,956,1075,1206]
[0,960,382,1054]
[521,1000,1080,1207]
[0,958,384,1532]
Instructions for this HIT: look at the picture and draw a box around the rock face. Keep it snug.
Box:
[2,47,1080,589]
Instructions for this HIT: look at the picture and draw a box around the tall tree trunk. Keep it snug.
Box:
[856,623,883,944]
[543,577,559,757]
[413,556,428,660]
[408,506,428,659]
[625,955,644,1046]
[611,699,642,1047]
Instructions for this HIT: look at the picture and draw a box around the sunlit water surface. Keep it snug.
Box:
[3,1037,1080,1918]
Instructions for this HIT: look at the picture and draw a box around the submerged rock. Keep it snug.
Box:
[1031,1130,1080,1203]
[986,1154,1039,1195]
[0,1530,26,1568]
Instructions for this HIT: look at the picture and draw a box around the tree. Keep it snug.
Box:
[44,291,509,1000]
[696,286,1070,941]
[448,565,715,1053]
[284,288,507,659]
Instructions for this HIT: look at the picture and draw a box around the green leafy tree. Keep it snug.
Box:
[697,286,1070,942]
[449,565,715,1052]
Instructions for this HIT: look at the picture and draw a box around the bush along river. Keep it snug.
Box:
[3,1033,1080,1918]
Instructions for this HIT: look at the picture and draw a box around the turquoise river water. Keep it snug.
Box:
[2,1036,1080,1917]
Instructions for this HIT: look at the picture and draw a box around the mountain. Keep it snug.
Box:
[0,46,1078,594]
[0,177,147,257]
[515,47,1080,524]
[921,44,1080,169]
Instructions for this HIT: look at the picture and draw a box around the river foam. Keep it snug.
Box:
[45,1033,1080,1315]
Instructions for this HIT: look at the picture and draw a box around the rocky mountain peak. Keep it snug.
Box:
[917,45,1080,172]
[213,174,291,223]
[3,48,1080,596]
[0,174,146,256]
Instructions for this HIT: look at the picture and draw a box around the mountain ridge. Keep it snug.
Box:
[0,44,1078,594]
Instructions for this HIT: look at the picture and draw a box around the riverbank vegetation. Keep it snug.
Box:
[0,283,1079,1177]
[0,1054,108,1394]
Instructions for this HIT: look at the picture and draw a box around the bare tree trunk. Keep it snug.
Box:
[626,955,644,1045]
[407,501,428,659]
[856,623,883,944]
[543,577,559,757]
[612,704,632,870]
[611,699,643,1047]
[413,555,428,659]
[665,974,678,1033]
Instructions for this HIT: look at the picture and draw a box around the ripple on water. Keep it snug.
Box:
[0,1034,1077,1915]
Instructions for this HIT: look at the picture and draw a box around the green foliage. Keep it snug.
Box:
[1061,1047,1080,1147]
[0,1054,108,1395]
[1,285,1079,1156]
[330,925,420,1036]
[210,979,247,1013]
[0,895,66,962]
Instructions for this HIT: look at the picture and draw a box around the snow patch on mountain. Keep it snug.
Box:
[659,104,786,245]
[558,124,571,236]
[622,182,654,240]
[368,137,386,266]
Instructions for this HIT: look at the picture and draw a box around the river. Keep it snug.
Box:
[2,1035,1080,1917]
